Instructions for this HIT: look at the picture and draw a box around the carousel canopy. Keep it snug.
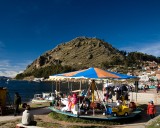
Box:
[49,67,138,80]
[106,70,138,79]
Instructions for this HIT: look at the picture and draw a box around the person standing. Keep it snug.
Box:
[157,81,160,93]
[108,90,113,103]
[147,100,156,119]
[14,92,21,116]
[22,105,37,126]
[144,85,148,92]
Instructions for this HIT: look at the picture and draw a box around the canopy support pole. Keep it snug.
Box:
[80,80,82,91]
[91,80,95,103]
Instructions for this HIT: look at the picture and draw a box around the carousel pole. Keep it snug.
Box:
[52,80,53,94]
[91,80,95,103]
[135,80,138,103]
[106,79,108,104]
[91,80,95,116]
[68,79,69,89]
[130,80,133,101]
[71,82,73,92]
[59,81,61,93]
[80,80,82,90]
[56,80,58,97]
[78,79,81,116]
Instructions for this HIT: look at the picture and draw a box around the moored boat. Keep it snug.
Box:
[31,92,55,103]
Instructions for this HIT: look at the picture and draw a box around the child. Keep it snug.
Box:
[147,100,156,119]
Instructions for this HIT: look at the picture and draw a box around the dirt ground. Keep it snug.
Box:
[34,111,148,128]
[0,108,150,128]
[36,115,112,128]
[0,97,157,128]
[34,103,154,128]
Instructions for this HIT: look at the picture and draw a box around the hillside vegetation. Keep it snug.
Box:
[15,37,160,80]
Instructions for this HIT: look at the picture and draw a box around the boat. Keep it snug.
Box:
[31,92,55,103]
[32,77,44,83]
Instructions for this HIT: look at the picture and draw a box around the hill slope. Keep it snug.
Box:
[23,37,124,74]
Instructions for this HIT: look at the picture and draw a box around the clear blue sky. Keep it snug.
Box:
[0,0,160,77]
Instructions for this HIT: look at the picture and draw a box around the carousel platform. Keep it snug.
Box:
[49,106,141,121]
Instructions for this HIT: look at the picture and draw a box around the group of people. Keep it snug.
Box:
[102,83,157,119]
[14,92,37,126]
[103,84,129,103]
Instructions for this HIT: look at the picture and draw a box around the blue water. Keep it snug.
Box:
[0,80,56,103]
[0,79,95,104]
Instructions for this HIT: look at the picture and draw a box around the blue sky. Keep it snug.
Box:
[0,0,160,77]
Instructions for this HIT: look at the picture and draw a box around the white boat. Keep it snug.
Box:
[31,92,55,103]
[32,78,44,82]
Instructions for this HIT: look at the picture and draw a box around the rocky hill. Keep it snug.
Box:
[23,37,124,74]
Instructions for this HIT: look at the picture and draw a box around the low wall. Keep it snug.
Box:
[95,90,160,105]
[128,92,156,104]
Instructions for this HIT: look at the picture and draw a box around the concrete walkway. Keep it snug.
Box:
[0,106,149,128]
[114,123,146,128]
[0,106,147,128]
[0,107,52,122]
[0,106,158,128]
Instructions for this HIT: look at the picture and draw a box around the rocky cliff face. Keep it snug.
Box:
[23,37,124,74]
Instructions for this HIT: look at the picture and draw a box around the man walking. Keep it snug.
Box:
[14,92,21,116]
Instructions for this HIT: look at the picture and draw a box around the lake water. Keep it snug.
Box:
[0,79,98,104]
[0,79,55,103]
